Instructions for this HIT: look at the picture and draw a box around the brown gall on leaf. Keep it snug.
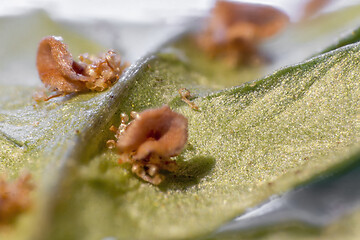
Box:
[0,173,34,225]
[196,1,289,66]
[35,36,128,100]
[178,88,199,110]
[111,105,188,185]
[302,0,331,20]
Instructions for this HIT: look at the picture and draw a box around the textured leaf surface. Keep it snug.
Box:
[41,43,360,240]
[1,9,360,240]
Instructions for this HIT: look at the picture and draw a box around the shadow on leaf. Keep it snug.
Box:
[160,155,216,190]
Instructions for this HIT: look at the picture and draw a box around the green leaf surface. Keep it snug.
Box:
[1,9,360,240]
[42,41,360,240]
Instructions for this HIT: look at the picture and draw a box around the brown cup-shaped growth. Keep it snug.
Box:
[212,1,290,42]
[36,36,127,94]
[197,1,290,65]
[117,105,188,161]
[0,173,34,225]
[36,36,89,93]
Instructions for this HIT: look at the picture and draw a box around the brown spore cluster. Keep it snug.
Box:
[36,36,128,99]
[108,105,188,185]
[196,0,289,65]
[0,173,34,225]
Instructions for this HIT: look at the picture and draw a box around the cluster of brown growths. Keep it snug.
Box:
[0,173,34,225]
[196,0,289,66]
[107,105,188,185]
[35,36,128,101]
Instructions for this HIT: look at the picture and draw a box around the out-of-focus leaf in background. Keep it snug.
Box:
[170,4,360,89]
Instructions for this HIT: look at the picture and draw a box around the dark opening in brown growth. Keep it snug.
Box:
[196,1,289,66]
[111,105,188,185]
[36,36,128,99]
[0,173,34,225]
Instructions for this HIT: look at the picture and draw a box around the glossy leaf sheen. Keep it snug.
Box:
[1,10,360,240]
[5,43,358,240]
